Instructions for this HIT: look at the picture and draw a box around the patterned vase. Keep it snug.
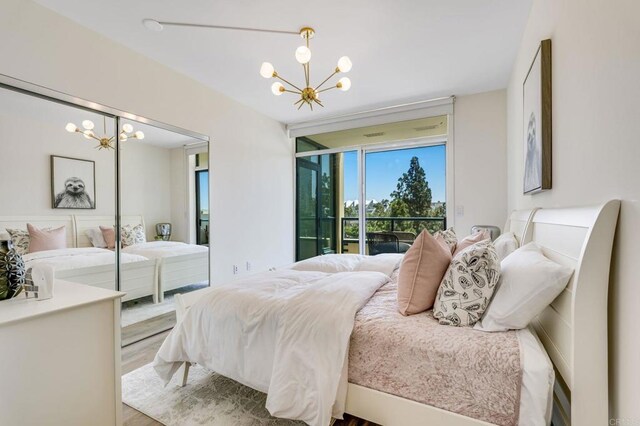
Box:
[0,239,25,300]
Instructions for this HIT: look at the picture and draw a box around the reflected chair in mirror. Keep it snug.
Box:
[366,232,401,255]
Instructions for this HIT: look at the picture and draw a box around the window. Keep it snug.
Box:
[295,116,448,260]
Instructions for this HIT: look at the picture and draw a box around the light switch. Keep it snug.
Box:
[456,205,464,216]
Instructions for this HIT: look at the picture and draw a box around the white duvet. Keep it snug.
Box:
[23,247,148,271]
[122,241,208,259]
[153,266,391,426]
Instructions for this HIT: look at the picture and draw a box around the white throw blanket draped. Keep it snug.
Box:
[153,268,389,426]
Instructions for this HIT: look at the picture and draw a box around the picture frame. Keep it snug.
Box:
[50,155,96,209]
[523,39,552,194]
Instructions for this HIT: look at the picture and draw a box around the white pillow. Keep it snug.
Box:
[493,232,519,261]
[355,253,404,277]
[475,242,573,332]
[85,228,107,248]
[290,254,365,273]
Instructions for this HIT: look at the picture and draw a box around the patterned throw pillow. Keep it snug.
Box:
[121,224,146,248]
[433,240,501,327]
[434,227,457,254]
[6,229,31,255]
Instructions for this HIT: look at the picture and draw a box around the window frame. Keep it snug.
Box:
[293,120,454,256]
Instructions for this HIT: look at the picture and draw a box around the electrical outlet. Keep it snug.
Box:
[246,261,251,271]
[233,265,239,274]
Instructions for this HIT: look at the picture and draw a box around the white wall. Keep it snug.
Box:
[506,0,640,420]
[0,0,294,282]
[453,90,508,236]
[120,142,172,240]
[0,107,116,217]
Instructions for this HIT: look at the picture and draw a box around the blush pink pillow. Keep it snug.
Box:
[453,230,491,256]
[100,226,116,249]
[397,230,453,315]
[27,224,67,253]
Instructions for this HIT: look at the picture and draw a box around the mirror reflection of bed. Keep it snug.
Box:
[119,119,210,345]
[0,83,210,347]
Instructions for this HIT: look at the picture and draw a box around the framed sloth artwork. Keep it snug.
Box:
[523,39,552,194]
[50,155,96,209]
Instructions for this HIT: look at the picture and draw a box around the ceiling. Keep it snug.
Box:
[305,116,447,150]
[33,0,532,124]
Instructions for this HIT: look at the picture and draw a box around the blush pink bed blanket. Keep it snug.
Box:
[349,281,522,426]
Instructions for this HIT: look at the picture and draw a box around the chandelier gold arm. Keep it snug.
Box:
[314,69,339,91]
[274,73,304,92]
[304,63,310,87]
[316,85,338,94]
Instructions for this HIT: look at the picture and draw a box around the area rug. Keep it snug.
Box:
[122,363,306,425]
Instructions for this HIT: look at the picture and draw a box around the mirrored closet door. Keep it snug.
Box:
[119,118,210,345]
[0,84,117,295]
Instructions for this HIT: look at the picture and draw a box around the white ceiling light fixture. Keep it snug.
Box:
[65,117,144,150]
[260,27,352,111]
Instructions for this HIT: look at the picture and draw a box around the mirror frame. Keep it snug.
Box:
[0,73,211,300]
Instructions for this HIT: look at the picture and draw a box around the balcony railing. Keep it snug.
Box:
[341,216,447,249]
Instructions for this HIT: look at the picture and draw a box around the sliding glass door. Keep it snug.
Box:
[295,134,447,259]
[364,145,446,255]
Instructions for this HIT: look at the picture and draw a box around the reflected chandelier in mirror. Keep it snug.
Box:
[65,116,145,150]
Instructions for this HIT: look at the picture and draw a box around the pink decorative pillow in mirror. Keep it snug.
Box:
[27,224,66,253]
[99,226,116,249]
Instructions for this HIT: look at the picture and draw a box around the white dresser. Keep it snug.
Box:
[0,280,124,426]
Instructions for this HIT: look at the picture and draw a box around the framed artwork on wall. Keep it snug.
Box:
[51,155,96,209]
[523,39,552,194]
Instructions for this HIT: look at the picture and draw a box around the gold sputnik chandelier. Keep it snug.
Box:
[260,27,352,110]
[65,117,144,150]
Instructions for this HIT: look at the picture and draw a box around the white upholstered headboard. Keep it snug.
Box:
[0,216,76,248]
[508,201,620,426]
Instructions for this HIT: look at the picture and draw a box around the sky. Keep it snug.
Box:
[198,170,209,211]
[343,145,446,203]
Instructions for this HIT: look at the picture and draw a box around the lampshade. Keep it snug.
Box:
[120,133,128,142]
[82,120,95,130]
[122,123,133,133]
[134,131,145,140]
[271,82,285,96]
[337,56,352,73]
[337,77,351,91]
[65,123,77,133]
[260,62,275,78]
[82,130,94,140]
[295,46,311,64]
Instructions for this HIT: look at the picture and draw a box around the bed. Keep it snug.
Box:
[118,215,209,302]
[74,215,159,302]
[155,200,620,426]
[0,215,158,303]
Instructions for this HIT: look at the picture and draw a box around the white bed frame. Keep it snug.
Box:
[0,215,158,303]
[122,215,209,302]
[174,201,620,426]
[74,215,159,303]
